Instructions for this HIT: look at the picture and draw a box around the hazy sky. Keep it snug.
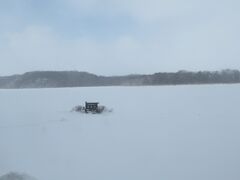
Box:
[0,0,240,75]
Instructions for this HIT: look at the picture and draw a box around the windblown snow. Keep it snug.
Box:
[0,85,240,180]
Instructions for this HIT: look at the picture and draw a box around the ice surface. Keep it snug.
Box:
[0,85,240,180]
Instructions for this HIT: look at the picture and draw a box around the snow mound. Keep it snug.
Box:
[71,105,113,114]
[0,172,37,180]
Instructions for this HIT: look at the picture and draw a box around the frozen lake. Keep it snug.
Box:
[0,85,240,180]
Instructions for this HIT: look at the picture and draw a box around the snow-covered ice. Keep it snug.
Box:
[0,85,240,180]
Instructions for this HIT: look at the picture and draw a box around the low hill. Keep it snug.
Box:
[0,69,239,89]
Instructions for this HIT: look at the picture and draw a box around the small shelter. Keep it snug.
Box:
[85,102,99,113]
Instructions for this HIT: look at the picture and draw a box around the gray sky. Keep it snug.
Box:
[0,0,240,76]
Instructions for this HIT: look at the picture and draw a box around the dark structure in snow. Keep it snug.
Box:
[72,102,106,114]
[85,102,99,113]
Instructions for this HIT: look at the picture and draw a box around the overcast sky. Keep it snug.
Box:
[0,0,240,75]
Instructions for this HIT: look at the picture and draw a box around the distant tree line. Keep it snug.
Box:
[147,69,240,85]
[0,69,239,89]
